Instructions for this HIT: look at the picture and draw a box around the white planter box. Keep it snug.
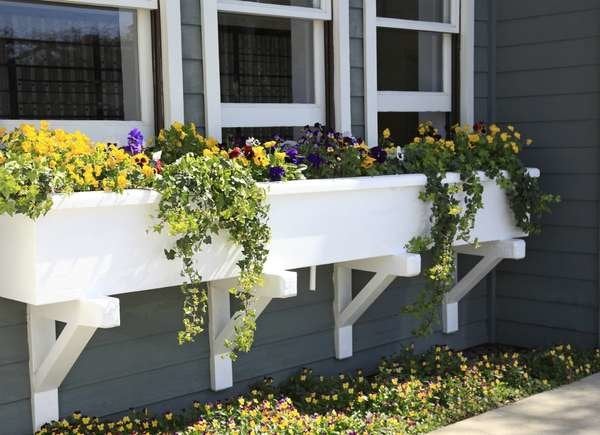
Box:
[0,169,539,306]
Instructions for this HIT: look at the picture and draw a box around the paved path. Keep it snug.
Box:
[432,373,600,434]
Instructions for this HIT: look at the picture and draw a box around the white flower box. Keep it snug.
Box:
[0,169,539,306]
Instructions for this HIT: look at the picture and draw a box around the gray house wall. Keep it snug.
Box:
[0,1,534,434]
[492,0,600,348]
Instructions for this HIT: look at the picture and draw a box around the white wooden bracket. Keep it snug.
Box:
[208,271,297,391]
[443,239,525,334]
[27,297,120,430]
[333,254,421,359]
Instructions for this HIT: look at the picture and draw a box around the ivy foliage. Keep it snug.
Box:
[403,122,559,334]
[152,155,270,355]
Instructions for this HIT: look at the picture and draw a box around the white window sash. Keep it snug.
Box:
[0,7,155,143]
[218,0,332,20]
[38,0,157,9]
[221,104,324,128]
[363,0,473,147]
[377,92,451,113]
[203,0,330,141]
[375,0,459,33]
[376,17,458,34]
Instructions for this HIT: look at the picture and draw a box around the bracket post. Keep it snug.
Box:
[443,239,525,334]
[333,254,421,359]
[208,271,297,391]
[27,297,120,431]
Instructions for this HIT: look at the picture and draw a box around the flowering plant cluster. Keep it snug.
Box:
[38,344,600,434]
[0,120,557,355]
[0,123,157,219]
[402,121,559,334]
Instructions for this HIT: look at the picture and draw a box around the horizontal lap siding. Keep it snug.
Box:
[0,298,31,435]
[494,0,600,348]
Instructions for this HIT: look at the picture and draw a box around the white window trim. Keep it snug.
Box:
[363,0,474,147]
[38,0,158,9]
[217,0,331,20]
[202,0,332,141]
[0,0,157,143]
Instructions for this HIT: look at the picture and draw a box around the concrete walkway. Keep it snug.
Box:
[432,373,600,434]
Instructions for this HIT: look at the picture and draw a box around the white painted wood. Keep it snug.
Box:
[459,0,475,125]
[208,283,233,391]
[333,254,421,359]
[217,0,331,20]
[445,254,502,305]
[221,104,325,128]
[40,0,158,9]
[455,239,526,259]
[442,302,459,334]
[160,0,184,125]
[333,0,352,132]
[333,265,353,358]
[339,273,395,327]
[375,17,458,33]
[30,298,120,328]
[27,298,121,429]
[340,254,421,277]
[377,91,452,113]
[27,307,58,431]
[33,324,97,392]
[309,266,317,291]
[335,325,353,359]
[201,0,223,140]
[363,0,378,147]
[443,239,527,334]
[0,171,538,306]
[208,271,297,390]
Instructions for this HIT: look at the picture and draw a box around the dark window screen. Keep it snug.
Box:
[0,1,140,120]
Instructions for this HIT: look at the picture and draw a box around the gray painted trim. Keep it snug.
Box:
[487,0,497,121]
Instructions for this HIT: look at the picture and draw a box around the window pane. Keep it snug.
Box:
[377,0,451,23]
[377,29,444,92]
[219,13,314,104]
[378,112,448,145]
[0,1,140,120]
[223,126,303,145]
[239,0,321,7]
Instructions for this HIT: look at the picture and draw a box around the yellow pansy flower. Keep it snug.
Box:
[263,140,277,149]
[116,172,129,190]
[468,134,480,143]
[361,155,376,169]
[382,128,391,139]
[142,165,155,178]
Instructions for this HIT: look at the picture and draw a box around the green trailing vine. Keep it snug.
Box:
[404,122,558,335]
[153,154,271,356]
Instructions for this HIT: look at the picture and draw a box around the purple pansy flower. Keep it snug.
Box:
[307,153,323,168]
[285,147,300,164]
[124,128,144,155]
[369,146,388,163]
[269,166,286,181]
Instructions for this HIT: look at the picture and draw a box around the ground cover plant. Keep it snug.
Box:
[37,344,600,435]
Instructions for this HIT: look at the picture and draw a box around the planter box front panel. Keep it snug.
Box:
[0,173,531,305]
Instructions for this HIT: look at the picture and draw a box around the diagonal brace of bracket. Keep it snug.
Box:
[208,271,297,391]
[27,297,120,430]
[443,239,525,334]
[333,253,421,359]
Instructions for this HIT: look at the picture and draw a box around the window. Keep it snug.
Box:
[364,0,465,147]
[201,0,331,141]
[0,0,156,142]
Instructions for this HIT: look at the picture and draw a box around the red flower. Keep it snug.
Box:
[154,159,163,174]
[229,147,242,159]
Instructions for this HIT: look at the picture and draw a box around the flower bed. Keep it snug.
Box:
[37,344,600,435]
